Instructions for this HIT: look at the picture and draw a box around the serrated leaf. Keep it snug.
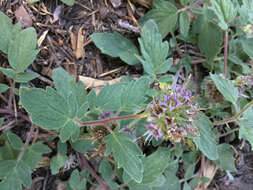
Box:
[140,0,178,38]
[193,113,218,160]
[23,142,51,169]
[7,131,24,150]
[50,142,68,175]
[209,0,237,30]
[99,160,113,182]
[61,0,75,6]
[103,132,143,183]
[180,11,190,37]
[137,20,172,77]
[71,140,97,154]
[198,8,223,60]
[91,32,139,65]
[8,27,39,73]
[96,83,123,111]
[120,77,149,112]
[215,144,236,172]
[210,73,239,104]
[239,105,253,147]
[141,147,171,184]
[0,11,16,53]
[0,83,9,93]
[0,160,32,189]
[241,37,253,60]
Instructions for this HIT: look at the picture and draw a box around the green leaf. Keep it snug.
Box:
[0,83,9,93]
[239,105,253,147]
[23,142,51,169]
[0,160,17,179]
[0,118,3,127]
[241,37,253,60]
[61,0,75,6]
[8,27,39,73]
[140,0,178,38]
[184,164,195,179]
[14,71,38,83]
[69,169,87,190]
[239,0,253,24]
[99,160,113,182]
[27,0,40,3]
[0,11,15,53]
[50,142,68,175]
[197,8,223,60]
[120,77,149,112]
[209,0,237,30]
[215,144,236,172]
[210,73,239,104]
[0,68,15,79]
[7,131,24,150]
[103,132,143,183]
[96,83,123,111]
[179,11,190,38]
[71,140,97,154]
[137,20,172,77]
[193,113,218,160]
[90,32,139,65]
[0,160,32,189]
[20,68,88,142]
[141,147,171,184]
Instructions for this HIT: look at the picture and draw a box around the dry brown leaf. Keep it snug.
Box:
[37,30,49,47]
[75,27,85,59]
[79,76,121,94]
[69,26,77,51]
[15,5,33,28]
[195,159,219,190]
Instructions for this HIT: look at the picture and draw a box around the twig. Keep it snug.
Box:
[78,153,111,190]
[17,124,35,162]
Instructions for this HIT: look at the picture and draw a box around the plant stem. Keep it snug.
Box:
[224,30,229,77]
[78,153,111,190]
[178,0,204,13]
[213,99,253,126]
[80,113,148,127]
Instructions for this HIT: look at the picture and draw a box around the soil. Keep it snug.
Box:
[1,0,253,190]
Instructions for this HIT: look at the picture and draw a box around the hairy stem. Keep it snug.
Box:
[80,113,148,127]
[213,99,253,126]
[224,31,229,77]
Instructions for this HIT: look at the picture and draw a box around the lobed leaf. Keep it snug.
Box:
[137,19,172,77]
[103,132,143,183]
[140,0,178,38]
[239,105,253,147]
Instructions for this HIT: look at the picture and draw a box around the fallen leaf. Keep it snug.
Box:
[79,76,121,94]
[37,30,49,47]
[195,159,218,190]
[75,27,85,59]
[69,26,77,51]
[15,5,33,28]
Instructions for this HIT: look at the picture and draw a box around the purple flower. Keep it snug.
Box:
[145,123,163,140]
[98,111,112,120]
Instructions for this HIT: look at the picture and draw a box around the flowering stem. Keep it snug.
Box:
[80,113,149,127]
[213,99,253,126]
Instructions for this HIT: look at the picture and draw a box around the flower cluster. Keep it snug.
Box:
[145,85,199,143]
